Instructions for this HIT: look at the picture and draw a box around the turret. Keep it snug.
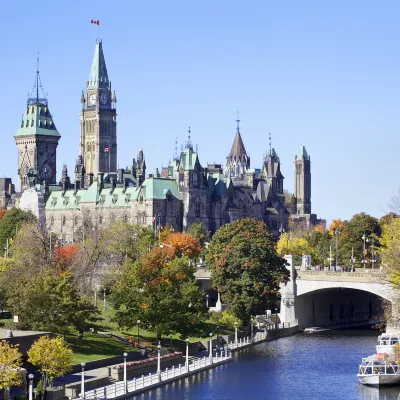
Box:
[136,149,146,187]
[294,146,311,215]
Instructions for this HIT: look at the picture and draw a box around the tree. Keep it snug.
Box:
[329,219,344,236]
[205,218,289,323]
[379,217,400,285]
[0,341,22,399]
[188,223,209,248]
[0,208,36,254]
[28,336,72,396]
[112,247,207,340]
[0,210,7,223]
[54,244,80,271]
[162,233,201,259]
[306,229,332,265]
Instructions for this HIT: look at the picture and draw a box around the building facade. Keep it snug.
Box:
[13,40,324,240]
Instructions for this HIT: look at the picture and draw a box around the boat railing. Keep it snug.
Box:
[359,361,400,375]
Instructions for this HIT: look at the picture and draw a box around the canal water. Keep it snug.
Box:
[130,330,400,400]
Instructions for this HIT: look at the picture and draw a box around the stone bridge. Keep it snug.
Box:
[280,256,399,330]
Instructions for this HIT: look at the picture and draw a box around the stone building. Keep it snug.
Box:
[13,40,324,241]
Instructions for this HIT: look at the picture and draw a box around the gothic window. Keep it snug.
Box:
[99,216,103,225]
[31,120,34,127]
[27,107,30,114]
[74,216,78,226]
[142,213,147,224]
[195,198,201,218]
[50,216,54,226]
[62,216,66,226]
[124,213,128,223]
[32,107,35,114]
[26,120,29,127]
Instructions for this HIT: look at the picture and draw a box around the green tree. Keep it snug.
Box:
[305,229,332,265]
[205,218,289,323]
[0,208,36,255]
[112,247,207,340]
[188,223,209,248]
[338,213,381,267]
[0,341,22,399]
[28,336,72,397]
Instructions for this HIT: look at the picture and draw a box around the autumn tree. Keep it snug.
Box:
[0,210,7,223]
[162,232,201,259]
[54,244,80,271]
[0,341,22,400]
[0,208,36,255]
[329,219,344,236]
[112,247,207,340]
[28,336,72,396]
[206,218,289,323]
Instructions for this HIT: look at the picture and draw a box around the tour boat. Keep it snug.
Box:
[376,334,400,356]
[303,327,328,333]
[357,355,400,386]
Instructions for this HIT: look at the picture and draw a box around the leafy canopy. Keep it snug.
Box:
[0,341,22,390]
[206,218,289,322]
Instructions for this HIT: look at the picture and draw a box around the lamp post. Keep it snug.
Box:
[369,237,376,269]
[123,352,128,393]
[137,320,141,347]
[103,288,106,311]
[209,333,213,363]
[234,321,238,347]
[28,373,34,400]
[185,338,189,372]
[362,234,367,271]
[216,325,220,351]
[206,294,209,308]
[157,342,161,381]
[250,317,254,343]
[334,229,341,269]
[80,362,85,399]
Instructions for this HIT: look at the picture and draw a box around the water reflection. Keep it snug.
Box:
[130,331,400,400]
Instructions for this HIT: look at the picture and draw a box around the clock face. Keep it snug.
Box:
[89,94,96,105]
[100,94,108,105]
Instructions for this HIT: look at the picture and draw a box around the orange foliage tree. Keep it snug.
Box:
[329,219,344,236]
[0,210,7,223]
[162,233,201,259]
[54,244,80,271]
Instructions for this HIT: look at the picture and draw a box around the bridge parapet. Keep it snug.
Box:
[297,270,387,284]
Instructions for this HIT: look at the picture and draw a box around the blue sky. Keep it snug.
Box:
[2,0,399,224]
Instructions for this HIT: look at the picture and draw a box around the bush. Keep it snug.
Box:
[220,310,242,330]
[209,311,223,325]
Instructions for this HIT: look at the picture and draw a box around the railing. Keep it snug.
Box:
[81,350,231,400]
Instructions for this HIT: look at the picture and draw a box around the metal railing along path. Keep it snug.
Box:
[79,350,231,400]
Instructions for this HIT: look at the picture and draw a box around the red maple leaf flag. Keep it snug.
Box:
[104,147,110,153]
[91,20,100,25]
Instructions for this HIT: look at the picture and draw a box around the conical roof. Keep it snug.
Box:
[227,130,248,162]
[87,40,110,90]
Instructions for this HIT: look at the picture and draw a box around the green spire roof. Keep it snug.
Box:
[15,101,60,138]
[87,40,110,90]
[296,146,309,161]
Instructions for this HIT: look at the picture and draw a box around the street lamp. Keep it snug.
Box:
[362,234,367,271]
[103,288,106,311]
[279,225,287,255]
[157,342,161,381]
[137,320,141,347]
[369,237,376,269]
[28,373,34,400]
[123,352,128,393]
[80,362,85,399]
[206,294,209,308]
[216,325,220,351]
[209,333,213,363]
[250,317,254,342]
[234,321,238,347]
[185,338,189,372]
[334,229,341,269]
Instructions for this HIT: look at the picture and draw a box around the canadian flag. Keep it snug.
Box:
[91,20,100,25]
[104,147,110,153]
[152,216,156,223]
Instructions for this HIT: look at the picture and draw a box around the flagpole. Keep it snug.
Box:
[109,148,111,173]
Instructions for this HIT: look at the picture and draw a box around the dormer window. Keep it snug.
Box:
[32,107,35,114]
[31,119,34,127]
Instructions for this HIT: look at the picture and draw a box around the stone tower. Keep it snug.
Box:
[294,146,311,214]
[136,149,146,187]
[261,148,284,194]
[14,64,60,192]
[80,40,117,183]
[224,118,250,177]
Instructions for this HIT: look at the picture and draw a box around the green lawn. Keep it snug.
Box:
[65,332,138,364]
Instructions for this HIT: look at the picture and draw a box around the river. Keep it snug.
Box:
[130,330,400,400]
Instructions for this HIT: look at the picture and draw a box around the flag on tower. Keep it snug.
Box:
[91,20,100,25]
[104,147,110,153]
[152,216,156,223]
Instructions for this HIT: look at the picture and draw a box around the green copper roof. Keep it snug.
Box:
[179,146,200,171]
[87,40,110,90]
[296,146,309,161]
[15,101,60,138]
[140,177,181,200]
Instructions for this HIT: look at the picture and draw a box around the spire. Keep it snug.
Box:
[236,109,240,132]
[27,52,47,107]
[87,40,110,90]
[173,137,179,161]
[185,126,193,150]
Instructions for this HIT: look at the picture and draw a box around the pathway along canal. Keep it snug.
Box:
[130,330,400,400]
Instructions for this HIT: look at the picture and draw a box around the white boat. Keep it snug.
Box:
[376,334,400,356]
[357,355,400,386]
[303,327,329,333]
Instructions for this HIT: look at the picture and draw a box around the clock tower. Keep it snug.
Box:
[80,40,117,183]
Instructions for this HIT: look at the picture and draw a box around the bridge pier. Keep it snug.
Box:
[279,255,297,325]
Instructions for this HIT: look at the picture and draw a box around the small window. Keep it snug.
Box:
[26,120,29,127]
[74,216,78,225]
[124,213,128,223]
[99,216,103,225]
[32,107,35,114]
[50,216,54,226]
[62,216,66,226]
[31,119,34,127]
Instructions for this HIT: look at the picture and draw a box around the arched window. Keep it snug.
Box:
[50,216,54,226]
[62,216,66,226]
[74,216,78,226]
[195,198,201,218]
[99,216,103,225]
